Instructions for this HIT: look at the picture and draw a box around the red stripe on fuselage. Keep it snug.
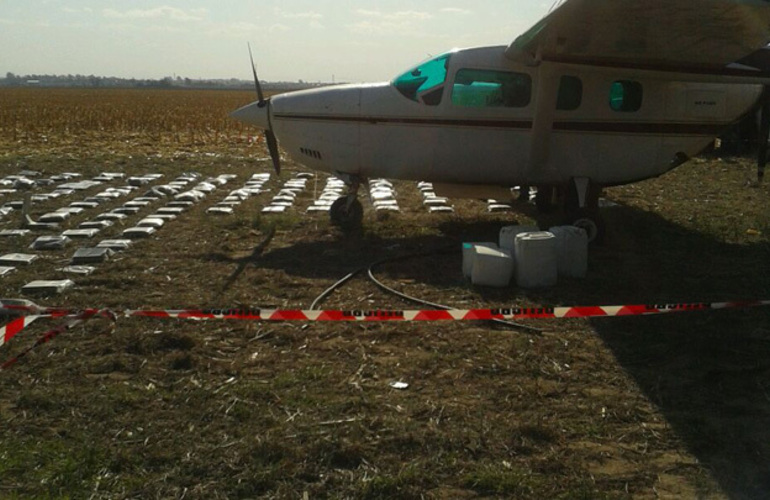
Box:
[273,114,727,136]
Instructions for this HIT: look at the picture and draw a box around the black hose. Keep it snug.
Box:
[310,268,362,310]
[309,245,542,334]
[366,252,543,334]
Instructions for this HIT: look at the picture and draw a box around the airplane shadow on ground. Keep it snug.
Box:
[249,219,522,284]
[515,204,768,499]
[251,204,770,497]
[581,207,770,499]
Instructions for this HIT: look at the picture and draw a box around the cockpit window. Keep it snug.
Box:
[393,53,451,106]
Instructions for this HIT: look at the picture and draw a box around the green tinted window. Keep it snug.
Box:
[451,69,531,108]
[393,53,451,105]
[557,75,582,111]
[610,81,643,112]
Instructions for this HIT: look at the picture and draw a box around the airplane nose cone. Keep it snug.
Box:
[230,101,270,129]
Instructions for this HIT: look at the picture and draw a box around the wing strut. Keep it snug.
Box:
[527,63,560,179]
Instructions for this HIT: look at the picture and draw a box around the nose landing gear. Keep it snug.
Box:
[330,174,363,231]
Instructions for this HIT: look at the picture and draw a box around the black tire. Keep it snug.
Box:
[568,210,605,244]
[330,197,363,230]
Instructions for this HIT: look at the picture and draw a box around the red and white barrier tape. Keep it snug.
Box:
[0,315,42,348]
[0,309,116,370]
[2,298,768,369]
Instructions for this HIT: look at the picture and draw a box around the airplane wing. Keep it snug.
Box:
[506,0,770,77]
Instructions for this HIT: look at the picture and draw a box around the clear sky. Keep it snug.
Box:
[0,0,553,83]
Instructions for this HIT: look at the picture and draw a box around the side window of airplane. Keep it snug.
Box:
[610,81,643,112]
[556,76,582,111]
[393,53,451,106]
[451,69,532,108]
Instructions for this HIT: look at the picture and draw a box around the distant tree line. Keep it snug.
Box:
[1,72,325,91]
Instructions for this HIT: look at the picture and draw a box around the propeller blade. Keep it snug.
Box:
[265,130,281,175]
[248,43,265,104]
[244,44,278,174]
[758,86,770,184]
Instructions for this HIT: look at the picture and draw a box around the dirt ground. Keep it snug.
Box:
[1,94,770,498]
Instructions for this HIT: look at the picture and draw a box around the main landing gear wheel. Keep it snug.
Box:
[568,210,605,244]
[563,178,605,243]
[330,197,363,231]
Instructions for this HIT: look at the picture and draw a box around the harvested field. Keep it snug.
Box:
[0,88,769,499]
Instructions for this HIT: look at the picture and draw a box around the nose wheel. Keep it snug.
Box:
[330,174,363,231]
[330,196,363,230]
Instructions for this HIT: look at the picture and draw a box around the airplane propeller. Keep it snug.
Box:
[247,44,281,176]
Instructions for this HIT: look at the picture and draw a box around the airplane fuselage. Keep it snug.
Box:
[241,45,762,190]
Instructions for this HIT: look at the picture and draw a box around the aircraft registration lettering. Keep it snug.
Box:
[687,90,726,118]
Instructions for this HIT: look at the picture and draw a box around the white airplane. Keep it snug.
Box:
[231,0,770,240]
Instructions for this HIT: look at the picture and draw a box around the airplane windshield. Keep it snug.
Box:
[392,53,451,105]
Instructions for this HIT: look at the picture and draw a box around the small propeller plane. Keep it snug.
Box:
[231,0,770,240]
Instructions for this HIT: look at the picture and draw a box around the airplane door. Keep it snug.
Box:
[433,68,533,185]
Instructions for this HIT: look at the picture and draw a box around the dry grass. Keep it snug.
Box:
[0,88,769,499]
[0,87,262,149]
